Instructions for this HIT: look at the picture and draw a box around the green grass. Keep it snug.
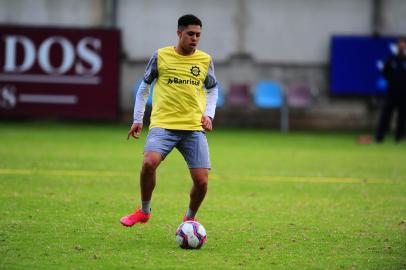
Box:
[0,121,405,269]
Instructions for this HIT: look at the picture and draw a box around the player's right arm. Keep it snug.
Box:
[128,51,158,140]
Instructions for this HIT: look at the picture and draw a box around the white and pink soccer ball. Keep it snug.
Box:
[175,221,207,249]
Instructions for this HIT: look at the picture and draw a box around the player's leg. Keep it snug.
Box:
[120,128,179,227]
[177,131,211,221]
[120,151,162,227]
[187,168,209,219]
[140,151,162,203]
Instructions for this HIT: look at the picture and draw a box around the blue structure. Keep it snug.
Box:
[254,81,284,108]
[330,35,397,95]
[254,80,288,132]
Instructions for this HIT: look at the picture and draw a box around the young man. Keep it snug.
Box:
[120,14,218,226]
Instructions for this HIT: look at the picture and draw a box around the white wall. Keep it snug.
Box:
[245,0,372,63]
[381,0,406,35]
[117,0,239,61]
[0,0,103,27]
[117,0,374,63]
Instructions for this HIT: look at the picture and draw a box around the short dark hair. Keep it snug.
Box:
[178,14,202,29]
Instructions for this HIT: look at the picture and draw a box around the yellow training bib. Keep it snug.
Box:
[150,46,211,130]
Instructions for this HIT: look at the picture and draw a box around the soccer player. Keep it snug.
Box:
[120,14,218,226]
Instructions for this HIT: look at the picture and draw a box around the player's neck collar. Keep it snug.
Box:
[174,46,196,57]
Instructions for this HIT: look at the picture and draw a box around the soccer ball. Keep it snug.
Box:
[175,221,207,249]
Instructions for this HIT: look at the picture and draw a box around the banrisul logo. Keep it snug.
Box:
[190,65,200,77]
[167,77,200,86]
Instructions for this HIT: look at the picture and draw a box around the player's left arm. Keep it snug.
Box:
[202,59,218,131]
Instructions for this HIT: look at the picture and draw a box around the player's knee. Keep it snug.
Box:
[142,157,160,172]
[195,178,208,190]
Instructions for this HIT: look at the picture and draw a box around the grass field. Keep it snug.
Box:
[0,121,405,269]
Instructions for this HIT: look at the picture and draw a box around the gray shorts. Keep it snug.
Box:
[144,127,211,169]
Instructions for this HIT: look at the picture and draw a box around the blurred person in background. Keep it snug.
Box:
[375,37,406,143]
[120,14,218,227]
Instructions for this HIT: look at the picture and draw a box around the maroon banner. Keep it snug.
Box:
[0,26,120,120]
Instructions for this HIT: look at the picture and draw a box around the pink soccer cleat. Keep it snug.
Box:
[120,208,150,227]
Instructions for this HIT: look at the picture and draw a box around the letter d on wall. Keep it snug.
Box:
[4,35,35,73]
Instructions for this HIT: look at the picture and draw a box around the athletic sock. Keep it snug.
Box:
[141,201,151,214]
[185,208,196,219]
